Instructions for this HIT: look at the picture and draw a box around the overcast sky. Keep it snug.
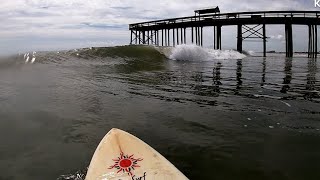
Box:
[0,0,319,55]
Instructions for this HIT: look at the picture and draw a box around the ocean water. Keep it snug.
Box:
[0,45,320,180]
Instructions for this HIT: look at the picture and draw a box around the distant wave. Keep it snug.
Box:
[158,44,246,61]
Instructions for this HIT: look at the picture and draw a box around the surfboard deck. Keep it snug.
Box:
[86,128,188,180]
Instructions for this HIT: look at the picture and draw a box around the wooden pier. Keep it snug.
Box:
[129,9,320,58]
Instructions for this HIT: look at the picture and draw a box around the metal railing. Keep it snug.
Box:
[129,11,320,29]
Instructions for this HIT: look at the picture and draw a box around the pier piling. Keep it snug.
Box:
[263,24,266,57]
[191,27,194,44]
[237,25,243,53]
[285,24,293,57]
[308,25,318,58]
[214,25,222,50]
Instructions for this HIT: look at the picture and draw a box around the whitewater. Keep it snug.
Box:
[163,44,246,61]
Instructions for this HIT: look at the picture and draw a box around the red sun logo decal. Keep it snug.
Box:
[108,152,143,176]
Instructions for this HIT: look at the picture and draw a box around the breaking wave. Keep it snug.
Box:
[0,45,248,70]
[163,44,246,61]
[71,45,246,61]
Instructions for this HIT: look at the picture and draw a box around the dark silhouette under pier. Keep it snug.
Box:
[129,8,319,58]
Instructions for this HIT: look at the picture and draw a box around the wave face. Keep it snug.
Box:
[0,45,246,69]
[77,45,246,61]
[0,45,168,71]
[166,44,246,61]
[77,45,165,60]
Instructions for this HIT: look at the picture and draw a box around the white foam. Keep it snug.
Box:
[280,101,291,107]
[31,57,36,63]
[25,55,29,63]
[294,53,308,57]
[22,52,37,64]
[168,44,246,61]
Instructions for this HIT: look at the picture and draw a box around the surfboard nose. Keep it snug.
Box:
[86,128,188,180]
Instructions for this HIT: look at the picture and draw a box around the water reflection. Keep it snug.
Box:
[261,58,266,86]
[192,72,204,83]
[235,59,243,94]
[306,59,317,91]
[191,71,217,97]
[212,62,222,93]
[305,58,318,99]
[281,58,293,93]
[61,50,320,106]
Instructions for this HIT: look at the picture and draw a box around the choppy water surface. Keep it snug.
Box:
[0,45,320,180]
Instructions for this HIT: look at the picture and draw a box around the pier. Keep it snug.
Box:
[129,9,320,58]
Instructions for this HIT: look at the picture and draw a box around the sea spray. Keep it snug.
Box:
[206,49,246,60]
[169,44,210,61]
[167,44,246,61]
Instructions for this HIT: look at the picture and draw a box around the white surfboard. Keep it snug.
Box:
[86,128,188,180]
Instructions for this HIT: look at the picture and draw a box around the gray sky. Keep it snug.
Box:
[0,0,319,55]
